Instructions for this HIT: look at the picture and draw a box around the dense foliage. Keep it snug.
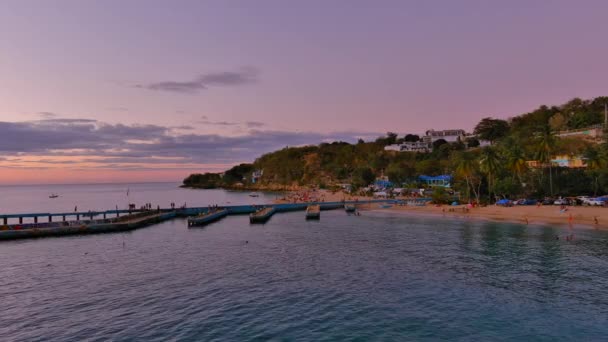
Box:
[184,96,608,201]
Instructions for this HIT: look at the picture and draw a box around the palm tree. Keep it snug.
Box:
[479,146,501,203]
[584,147,604,196]
[535,125,556,196]
[454,151,479,203]
[505,145,528,185]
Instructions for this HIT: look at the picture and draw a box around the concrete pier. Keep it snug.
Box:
[0,200,394,240]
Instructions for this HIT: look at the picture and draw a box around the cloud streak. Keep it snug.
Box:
[38,112,59,119]
[135,67,258,94]
[0,118,380,172]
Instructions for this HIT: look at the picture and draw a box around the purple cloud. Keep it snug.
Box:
[135,67,258,94]
[0,118,381,170]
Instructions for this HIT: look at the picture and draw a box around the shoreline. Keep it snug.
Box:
[272,189,607,230]
[183,186,607,230]
[372,203,606,231]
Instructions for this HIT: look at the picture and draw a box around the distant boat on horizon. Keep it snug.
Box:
[249,192,260,197]
[49,193,59,199]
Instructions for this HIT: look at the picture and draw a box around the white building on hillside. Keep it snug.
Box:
[422,129,466,144]
[401,141,432,152]
[384,141,432,153]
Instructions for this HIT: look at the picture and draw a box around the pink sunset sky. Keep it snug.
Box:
[1,0,607,184]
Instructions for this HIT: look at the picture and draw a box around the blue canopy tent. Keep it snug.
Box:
[374,179,393,188]
[418,175,452,188]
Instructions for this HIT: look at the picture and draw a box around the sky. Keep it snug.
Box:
[1,0,607,184]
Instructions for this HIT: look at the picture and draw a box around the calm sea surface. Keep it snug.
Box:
[1,183,608,341]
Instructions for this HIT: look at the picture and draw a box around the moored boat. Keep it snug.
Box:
[249,207,275,223]
[187,209,228,227]
[249,192,260,197]
[305,204,320,220]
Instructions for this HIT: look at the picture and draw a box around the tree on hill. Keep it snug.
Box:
[352,167,375,188]
[182,173,222,188]
[584,146,605,196]
[453,151,480,203]
[432,139,448,150]
[474,117,510,144]
[479,146,501,202]
[223,163,254,184]
[375,132,398,146]
[465,137,480,148]
[404,134,420,142]
[535,125,556,196]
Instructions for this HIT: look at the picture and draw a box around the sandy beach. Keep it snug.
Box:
[274,189,372,204]
[382,203,607,229]
[275,189,607,229]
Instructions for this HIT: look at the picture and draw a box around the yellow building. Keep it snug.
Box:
[526,155,587,169]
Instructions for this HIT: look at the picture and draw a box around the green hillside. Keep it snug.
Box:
[183,96,608,202]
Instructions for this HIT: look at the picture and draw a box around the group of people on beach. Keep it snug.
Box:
[282,190,325,203]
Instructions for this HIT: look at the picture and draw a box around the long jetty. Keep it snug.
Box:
[0,199,403,241]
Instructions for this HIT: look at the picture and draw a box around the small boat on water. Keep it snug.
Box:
[379,204,392,209]
[187,209,228,227]
[305,204,320,220]
[250,207,275,223]
[344,204,356,213]
[49,194,59,199]
[249,192,260,197]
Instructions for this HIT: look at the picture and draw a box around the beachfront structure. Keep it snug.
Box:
[551,155,587,168]
[526,155,587,169]
[251,169,263,183]
[422,129,466,144]
[419,175,452,188]
[373,175,394,189]
[374,179,393,188]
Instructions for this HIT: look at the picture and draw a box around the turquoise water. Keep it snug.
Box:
[1,184,608,341]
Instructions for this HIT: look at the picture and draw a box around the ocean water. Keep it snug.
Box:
[0,182,278,222]
[1,183,608,341]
